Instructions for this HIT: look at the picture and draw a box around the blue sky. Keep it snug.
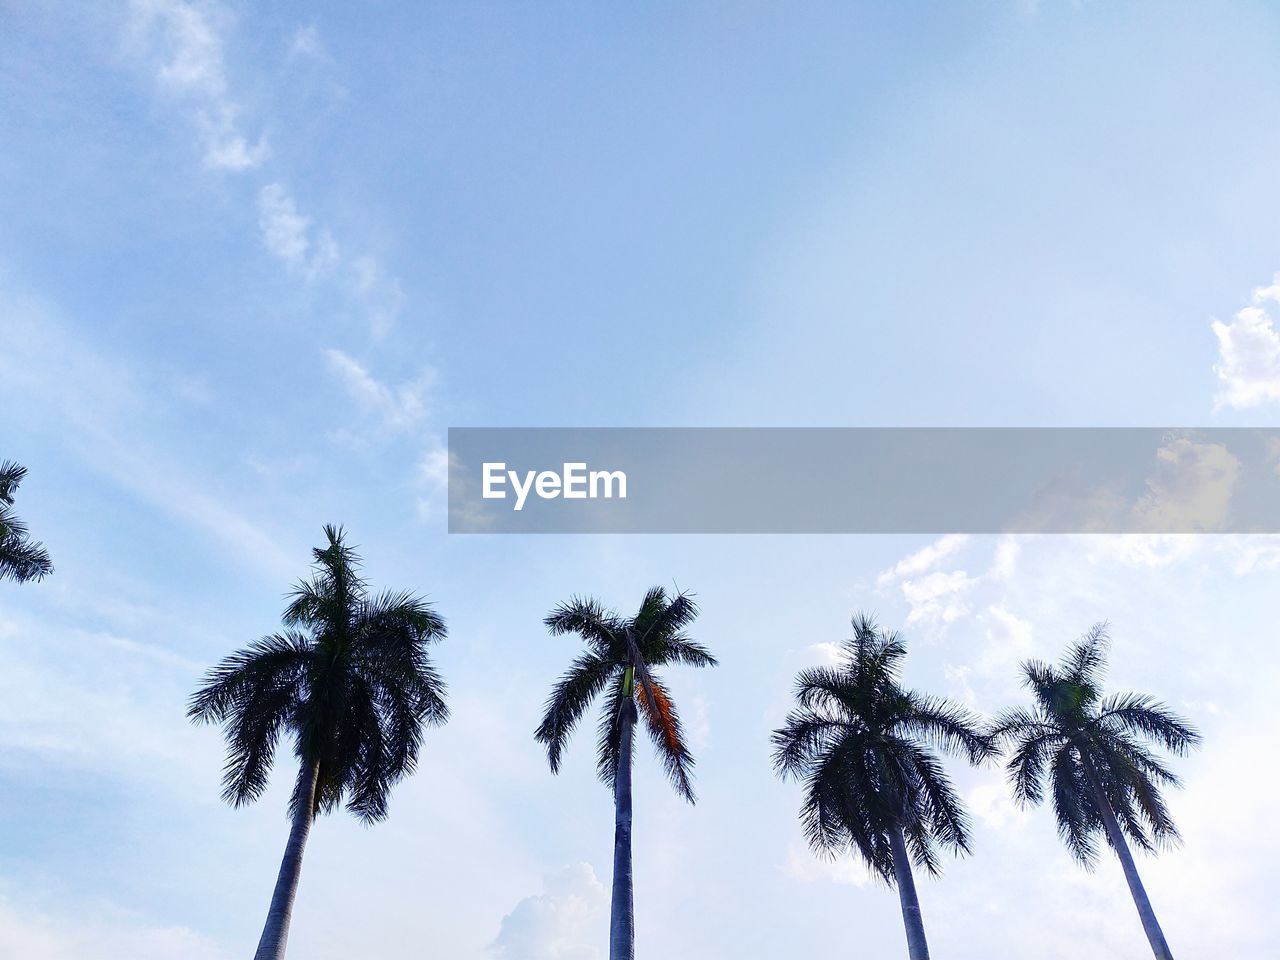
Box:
[3,2,1280,958]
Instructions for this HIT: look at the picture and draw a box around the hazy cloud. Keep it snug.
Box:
[1212,276,1280,409]
[490,864,607,960]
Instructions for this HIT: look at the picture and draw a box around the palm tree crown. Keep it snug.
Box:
[989,623,1201,866]
[0,460,53,583]
[189,524,449,822]
[772,614,991,881]
[535,586,716,801]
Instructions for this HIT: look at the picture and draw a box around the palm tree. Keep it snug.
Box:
[771,614,990,960]
[0,460,53,583]
[989,624,1199,960]
[535,586,717,960]
[189,525,448,960]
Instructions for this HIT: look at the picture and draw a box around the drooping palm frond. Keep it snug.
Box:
[772,614,993,885]
[190,526,448,824]
[636,672,696,802]
[0,460,53,583]
[535,650,616,773]
[989,623,1201,867]
[536,587,715,803]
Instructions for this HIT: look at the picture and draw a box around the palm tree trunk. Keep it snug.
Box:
[253,760,320,960]
[610,674,637,960]
[1082,758,1174,960]
[887,825,930,960]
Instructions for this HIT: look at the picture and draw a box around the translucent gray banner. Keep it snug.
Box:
[447,428,1280,534]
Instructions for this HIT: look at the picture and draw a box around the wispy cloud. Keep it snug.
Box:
[0,895,227,960]
[124,6,407,337]
[1212,275,1280,410]
[286,23,326,62]
[257,183,339,276]
[876,534,982,628]
[0,286,293,579]
[324,348,432,432]
[127,0,267,171]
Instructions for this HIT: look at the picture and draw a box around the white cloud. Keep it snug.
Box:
[257,183,310,265]
[413,442,452,523]
[490,864,607,960]
[127,0,266,171]
[257,184,338,276]
[875,534,982,629]
[898,569,978,626]
[287,23,326,62]
[125,7,405,336]
[782,844,872,887]
[418,443,451,489]
[1015,435,1243,536]
[990,535,1020,579]
[967,779,1031,832]
[876,534,970,586]
[1130,437,1240,532]
[1216,534,1280,575]
[805,641,844,666]
[0,896,226,960]
[1081,534,1201,569]
[1212,276,1280,410]
[324,348,431,432]
[350,254,406,338]
[254,191,400,330]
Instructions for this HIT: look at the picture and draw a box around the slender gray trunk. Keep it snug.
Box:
[887,826,930,960]
[253,760,319,960]
[609,695,636,960]
[1082,757,1174,960]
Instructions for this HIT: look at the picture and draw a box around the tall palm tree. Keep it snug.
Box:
[0,460,53,583]
[771,614,990,960]
[989,624,1200,960]
[535,586,717,960]
[189,525,448,960]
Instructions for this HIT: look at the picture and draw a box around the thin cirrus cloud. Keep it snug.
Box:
[0,897,228,960]
[257,183,339,277]
[324,348,432,433]
[1212,274,1280,410]
[126,0,266,172]
[126,0,405,338]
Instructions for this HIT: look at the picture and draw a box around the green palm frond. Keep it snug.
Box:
[772,614,992,887]
[990,625,1200,868]
[535,652,616,773]
[537,587,714,803]
[0,460,53,583]
[191,527,448,823]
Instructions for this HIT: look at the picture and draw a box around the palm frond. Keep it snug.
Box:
[535,652,616,772]
[993,626,1200,871]
[193,527,449,823]
[773,616,984,887]
[0,461,52,583]
[900,692,993,764]
[1093,693,1201,755]
[636,672,696,803]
